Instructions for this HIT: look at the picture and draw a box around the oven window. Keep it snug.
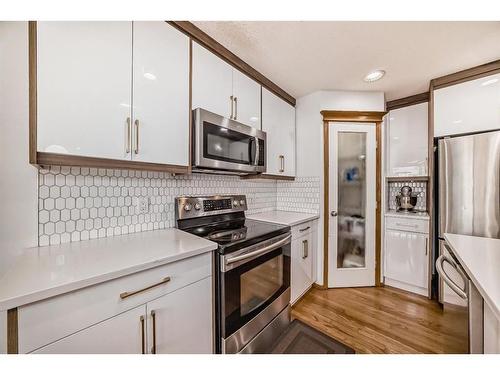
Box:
[240,254,283,316]
[203,122,256,165]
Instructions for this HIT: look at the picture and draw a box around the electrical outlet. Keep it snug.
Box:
[137,197,149,214]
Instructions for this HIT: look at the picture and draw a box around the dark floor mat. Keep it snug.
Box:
[270,319,355,354]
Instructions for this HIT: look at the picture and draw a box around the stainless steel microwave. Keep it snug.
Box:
[192,108,266,175]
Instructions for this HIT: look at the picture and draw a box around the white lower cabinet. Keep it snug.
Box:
[32,305,146,354]
[146,277,212,354]
[290,220,317,304]
[384,216,429,296]
[19,253,213,354]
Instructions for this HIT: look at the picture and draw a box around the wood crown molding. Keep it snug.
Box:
[167,21,296,107]
[386,92,429,111]
[431,59,500,90]
[321,110,387,123]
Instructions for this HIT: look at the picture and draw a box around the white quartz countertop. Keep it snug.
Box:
[247,210,319,227]
[444,233,500,321]
[385,210,429,220]
[0,229,217,311]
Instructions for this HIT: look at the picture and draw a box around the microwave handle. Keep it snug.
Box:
[254,136,260,166]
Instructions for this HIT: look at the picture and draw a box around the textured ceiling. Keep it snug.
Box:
[193,21,500,100]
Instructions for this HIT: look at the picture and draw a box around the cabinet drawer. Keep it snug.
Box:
[385,216,429,233]
[292,220,318,240]
[18,253,211,353]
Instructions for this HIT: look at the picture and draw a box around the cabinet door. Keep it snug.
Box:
[192,42,233,118]
[387,102,428,176]
[232,69,261,129]
[132,22,189,165]
[32,305,146,354]
[146,277,213,354]
[262,88,296,176]
[434,72,500,137]
[37,22,132,160]
[384,229,428,289]
[291,232,313,304]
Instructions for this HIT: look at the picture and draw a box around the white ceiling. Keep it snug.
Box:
[193,21,500,101]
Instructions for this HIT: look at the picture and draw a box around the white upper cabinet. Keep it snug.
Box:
[132,22,190,166]
[387,102,428,176]
[232,69,261,128]
[192,42,262,129]
[37,22,133,160]
[434,73,500,137]
[192,42,233,119]
[262,88,296,177]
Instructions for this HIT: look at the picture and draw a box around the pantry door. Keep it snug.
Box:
[328,123,376,287]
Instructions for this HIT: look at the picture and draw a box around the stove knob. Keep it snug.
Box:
[240,199,245,206]
[184,203,192,212]
[233,200,239,207]
[194,203,201,210]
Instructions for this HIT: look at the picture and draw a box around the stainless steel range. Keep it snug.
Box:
[175,195,291,353]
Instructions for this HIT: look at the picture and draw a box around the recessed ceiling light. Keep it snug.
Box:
[364,70,385,83]
[481,78,499,87]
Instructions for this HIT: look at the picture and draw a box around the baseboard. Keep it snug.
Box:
[384,277,428,297]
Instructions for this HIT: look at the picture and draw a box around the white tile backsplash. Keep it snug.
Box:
[276,177,320,214]
[38,167,321,246]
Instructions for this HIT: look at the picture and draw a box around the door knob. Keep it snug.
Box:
[330,211,338,217]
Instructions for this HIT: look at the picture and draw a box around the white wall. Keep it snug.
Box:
[295,90,385,285]
[0,22,39,352]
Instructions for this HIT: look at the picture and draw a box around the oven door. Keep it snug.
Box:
[194,108,266,173]
[220,233,291,353]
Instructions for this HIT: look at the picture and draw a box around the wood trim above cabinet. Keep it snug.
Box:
[321,110,387,123]
[167,21,296,107]
[386,92,429,111]
[431,59,500,90]
[240,173,295,181]
[37,152,190,174]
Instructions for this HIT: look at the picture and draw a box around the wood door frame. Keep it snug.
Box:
[321,110,387,288]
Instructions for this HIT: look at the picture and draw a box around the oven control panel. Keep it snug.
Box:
[175,195,247,220]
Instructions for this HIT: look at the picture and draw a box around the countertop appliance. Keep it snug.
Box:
[395,185,419,211]
[192,108,266,175]
[435,130,500,353]
[175,195,291,353]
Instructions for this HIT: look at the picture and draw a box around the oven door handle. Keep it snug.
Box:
[225,234,291,267]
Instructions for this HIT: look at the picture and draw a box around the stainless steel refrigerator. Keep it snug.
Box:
[436,129,500,353]
[437,129,500,305]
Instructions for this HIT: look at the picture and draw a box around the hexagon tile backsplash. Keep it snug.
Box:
[38,166,320,246]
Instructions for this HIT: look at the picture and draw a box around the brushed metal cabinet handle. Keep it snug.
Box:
[425,237,428,256]
[302,239,308,259]
[299,226,310,232]
[120,276,171,299]
[126,117,131,154]
[234,96,238,120]
[140,315,145,354]
[134,119,140,154]
[230,95,234,119]
[279,155,284,173]
[151,310,157,354]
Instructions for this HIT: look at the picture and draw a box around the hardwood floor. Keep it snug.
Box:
[291,286,468,354]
